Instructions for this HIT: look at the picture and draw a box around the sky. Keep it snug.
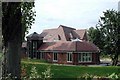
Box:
[28,0,120,35]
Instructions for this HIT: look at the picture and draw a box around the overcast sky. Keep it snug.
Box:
[28,0,120,35]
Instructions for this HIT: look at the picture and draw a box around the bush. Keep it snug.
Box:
[78,73,93,80]
[77,73,120,80]
[108,73,119,80]
[41,66,53,79]
[21,65,53,80]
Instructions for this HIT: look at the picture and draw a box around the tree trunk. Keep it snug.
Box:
[2,2,22,79]
[0,1,2,53]
[6,40,21,79]
[112,53,118,66]
[0,1,2,79]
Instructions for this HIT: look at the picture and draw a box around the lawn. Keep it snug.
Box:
[21,59,120,79]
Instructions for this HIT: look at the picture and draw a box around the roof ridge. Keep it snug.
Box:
[43,28,57,31]
[59,25,76,30]
[75,29,86,31]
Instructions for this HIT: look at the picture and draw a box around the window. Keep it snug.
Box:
[41,52,44,59]
[32,41,37,50]
[58,35,61,40]
[67,52,72,62]
[78,53,92,62]
[38,52,45,59]
[69,32,73,39]
[49,35,52,37]
[53,52,58,62]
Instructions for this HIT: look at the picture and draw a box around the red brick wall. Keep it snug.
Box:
[73,53,78,65]
[92,53,96,63]
[45,52,53,62]
[92,53,100,64]
[58,53,66,64]
[44,52,100,65]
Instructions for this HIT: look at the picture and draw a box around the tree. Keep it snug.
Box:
[2,2,35,79]
[0,1,2,78]
[97,10,120,66]
[88,27,105,52]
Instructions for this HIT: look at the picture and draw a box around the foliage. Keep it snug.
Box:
[98,10,120,65]
[21,59,120,78]
[21,65,27,79]
[108,73,119,80]
[2,2,36,78]
[21,65,53,80]
[78,73,93,80]
[29,66,41,79]
[41,66,53,79]
[88,9,120,65]
[2,2,36,42]
[88,27,105,52]
[21,2,36,40]
[78,73,120,80]
[1,73,17,80]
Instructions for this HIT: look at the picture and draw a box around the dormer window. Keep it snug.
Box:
[53,38,59,42]
[58,35,61,40]
[53,35,61,42]
[69,32,73,39]
[49,35,52,37]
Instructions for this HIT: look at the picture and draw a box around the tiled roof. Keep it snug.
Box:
[39,25,87,42]
[38,41,99,52]
[73,29,86,40]
[27,32,42,40]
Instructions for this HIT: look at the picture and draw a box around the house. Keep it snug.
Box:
[21,41,27,58]
[40,25,88,42]
[25,25,100,65]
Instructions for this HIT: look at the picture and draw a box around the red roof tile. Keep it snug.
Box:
[27,32,42,40]
[39,25,88,42]
[38,41,99,52]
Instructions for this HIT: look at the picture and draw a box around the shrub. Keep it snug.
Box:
[78,73,93,80]
[41,66,53,79]
[29,66,41,79]
[108,73,119,80]
[21,65,53,80]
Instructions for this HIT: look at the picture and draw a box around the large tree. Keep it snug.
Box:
[2,2,35,79]
[88,27,105,53]
[96,10,119,66]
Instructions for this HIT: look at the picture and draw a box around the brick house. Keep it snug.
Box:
[25,25,100,65]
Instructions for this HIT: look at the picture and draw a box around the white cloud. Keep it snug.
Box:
[28,0,120,34]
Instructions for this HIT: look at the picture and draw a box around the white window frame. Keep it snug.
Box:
[32,41,37,50]
[78,52,92,62]
[41,52,44,59]
[38,52,44,59]
[67,52,73,62]
[53,52,58,62]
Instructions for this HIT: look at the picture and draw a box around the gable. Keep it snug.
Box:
[40,25,88,42]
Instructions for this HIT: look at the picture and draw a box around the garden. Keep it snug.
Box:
[21,59,120,80]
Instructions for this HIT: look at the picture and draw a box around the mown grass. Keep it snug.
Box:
[21,59,120,78]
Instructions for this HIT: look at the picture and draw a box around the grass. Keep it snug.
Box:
[21,59,120,78]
